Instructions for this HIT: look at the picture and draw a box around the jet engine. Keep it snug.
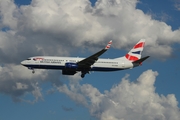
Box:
[62,70,76,75]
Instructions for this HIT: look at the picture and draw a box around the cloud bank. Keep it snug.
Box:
[0,64,47,102]
[57,70,180,120]
[0,0,180,63]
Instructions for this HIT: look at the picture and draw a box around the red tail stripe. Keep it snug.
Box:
[133,42,144,49]
[125,54,139,61]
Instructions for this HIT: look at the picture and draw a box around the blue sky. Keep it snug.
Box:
[0,0,180,120]
[137,0,180,30]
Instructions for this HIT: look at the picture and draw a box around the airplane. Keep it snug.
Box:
[21,39,149,78]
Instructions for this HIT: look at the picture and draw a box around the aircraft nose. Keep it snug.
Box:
[21,61,25,65]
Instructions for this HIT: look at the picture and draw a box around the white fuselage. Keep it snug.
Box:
[21,56,134,72]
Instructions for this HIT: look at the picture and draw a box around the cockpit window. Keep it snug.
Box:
[26,58,31,60]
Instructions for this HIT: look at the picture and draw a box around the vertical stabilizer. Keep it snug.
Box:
[125,39,145,61]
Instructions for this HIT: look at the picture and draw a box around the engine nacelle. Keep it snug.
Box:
[62,70,76,75]
[65,62,78,69]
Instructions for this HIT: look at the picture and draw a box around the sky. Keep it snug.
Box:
[0,0,180,120]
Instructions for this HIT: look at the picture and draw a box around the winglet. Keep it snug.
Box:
[105,40,112,50]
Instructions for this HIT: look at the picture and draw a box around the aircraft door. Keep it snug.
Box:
[121,61,125,68]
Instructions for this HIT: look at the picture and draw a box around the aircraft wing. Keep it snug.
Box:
[77,40,112,69]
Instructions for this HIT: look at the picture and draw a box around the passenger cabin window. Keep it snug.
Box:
[26,58,31,60]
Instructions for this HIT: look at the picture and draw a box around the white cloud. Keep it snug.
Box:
[0,0,19,29]
[57,70,180,120]
[0,0,179,63]
[173,0,180,11]
[1,0,180,62]
[0,64,47,102]
[31,82,43,102]
[16,82,28,90]
[0,64,47,80]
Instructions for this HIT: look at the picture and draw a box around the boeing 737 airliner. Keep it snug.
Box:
[21,39,149,78]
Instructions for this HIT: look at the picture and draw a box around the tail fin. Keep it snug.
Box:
[125,39,145,62]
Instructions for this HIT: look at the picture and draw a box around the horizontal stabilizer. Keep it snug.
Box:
[132,56,150,65]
